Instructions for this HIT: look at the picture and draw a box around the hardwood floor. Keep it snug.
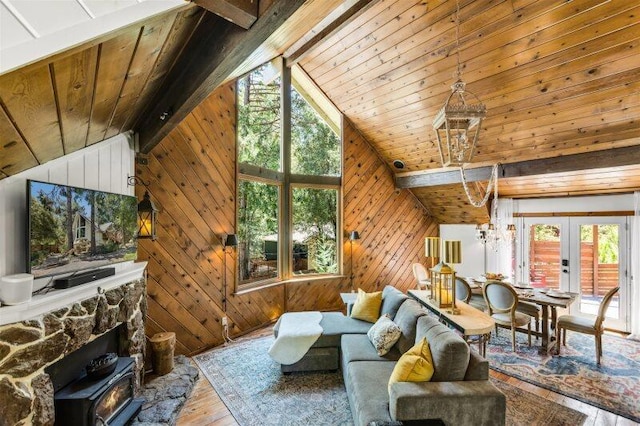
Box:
[176,328,639,426]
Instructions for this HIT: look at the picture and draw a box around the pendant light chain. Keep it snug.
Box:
[459,164,499,208]
[455,0,462,81]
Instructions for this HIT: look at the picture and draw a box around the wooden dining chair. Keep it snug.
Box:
[412,263,430,290]
[483,281,531,352]
[516,300,540,338]
[455,277,487,311]
[556,286,619,365]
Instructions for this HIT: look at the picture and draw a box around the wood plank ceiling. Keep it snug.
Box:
[0,4,204,179]
[297,0,640,223]
[2,0,640,224]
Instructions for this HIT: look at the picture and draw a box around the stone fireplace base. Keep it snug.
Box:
[0,277,146,426]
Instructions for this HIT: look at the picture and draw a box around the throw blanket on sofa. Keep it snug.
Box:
[268,311,322,365]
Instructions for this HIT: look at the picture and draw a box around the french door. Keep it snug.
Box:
[518,217,629,331]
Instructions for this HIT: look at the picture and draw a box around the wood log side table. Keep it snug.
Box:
[149,332,176,375]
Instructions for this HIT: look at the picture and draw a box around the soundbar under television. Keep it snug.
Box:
[27,180,138,280]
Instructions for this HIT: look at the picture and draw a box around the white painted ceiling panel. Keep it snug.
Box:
[0,0,185,75]
[0,3,33,49]
[9,0,91,37]
[83,0,138,18]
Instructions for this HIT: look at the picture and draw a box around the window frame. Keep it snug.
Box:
[235,58,343,291]
[289,182,341,278]
[236,175,282,289]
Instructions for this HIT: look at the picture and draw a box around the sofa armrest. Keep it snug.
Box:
[389,380,505,425]
[464,350,489,381]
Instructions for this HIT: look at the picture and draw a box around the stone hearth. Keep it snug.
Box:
[131,355,199,425]
[0,277,146,426]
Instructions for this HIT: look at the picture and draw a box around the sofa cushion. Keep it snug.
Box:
[464,350,489,381]
[274,312,372,348]
[367,315,402,356]
[341,334,402,367]
[380,286,409,319]
[388,337,434,392]
[344,361,396,426]
[416,316,470,382]
[351,289,383,323]
[393,299,427,354]
[389,380,506,424]
[314,312,372,347]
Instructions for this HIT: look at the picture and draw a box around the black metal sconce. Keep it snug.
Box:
[221,234,238,312]
[127,175,158,241]
[349,230,360,292]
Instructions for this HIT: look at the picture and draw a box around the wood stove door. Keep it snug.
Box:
[92,372,134,425]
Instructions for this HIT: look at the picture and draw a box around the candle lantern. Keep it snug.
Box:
[430,240,462,314]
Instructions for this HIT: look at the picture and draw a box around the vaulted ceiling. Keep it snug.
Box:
[297,0,640,222]
[1,0,639,224]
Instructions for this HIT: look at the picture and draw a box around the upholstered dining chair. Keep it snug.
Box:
[412,263,430,290]
[556,286,619,365]
[455,277,487,311]
[516,300,540,338]
[483,281,531,352]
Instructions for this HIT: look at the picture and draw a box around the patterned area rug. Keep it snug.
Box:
[485,329,640,423]
[194,333,587,426]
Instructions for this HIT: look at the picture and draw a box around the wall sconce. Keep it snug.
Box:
[224,234,238,249]
[349,231,360,292]
[127,175,158,241]
[221,234,238,313]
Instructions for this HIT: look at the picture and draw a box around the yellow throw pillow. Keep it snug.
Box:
[388,337,434,393]
[350,288,383,323]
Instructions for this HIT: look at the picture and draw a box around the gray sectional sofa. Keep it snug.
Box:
[274,286,506,426]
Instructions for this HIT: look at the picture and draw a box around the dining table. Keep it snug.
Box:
[515,287,578,354]
[467,279,577,354]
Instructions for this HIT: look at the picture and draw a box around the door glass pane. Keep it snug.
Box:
[292,187,338,275]
[238,180,279,285]
[579,224,620,319]
[528,224,561,290]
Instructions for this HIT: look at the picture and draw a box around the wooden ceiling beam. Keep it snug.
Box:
[284,0,379,67]
[136,0,306,154]
[193,0,257,29]
[395,145,640,189]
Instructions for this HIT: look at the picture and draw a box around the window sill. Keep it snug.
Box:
[234,274,346,296]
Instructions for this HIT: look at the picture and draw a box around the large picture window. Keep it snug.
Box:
[237,62,281,171]
[292,187,338,274]
[237,180,280,284]
[236,60,342,288]
[291,87,340,176]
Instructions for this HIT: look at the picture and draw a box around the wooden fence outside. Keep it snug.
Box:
[529,241,619,296]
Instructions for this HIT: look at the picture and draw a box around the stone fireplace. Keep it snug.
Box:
[0,269,146,426]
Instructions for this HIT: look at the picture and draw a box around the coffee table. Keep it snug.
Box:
[408,290,495,356]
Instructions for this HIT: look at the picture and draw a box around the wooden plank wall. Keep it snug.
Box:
[137,82,438,356]
[342,119,439,294]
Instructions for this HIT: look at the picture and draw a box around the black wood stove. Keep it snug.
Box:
[54,357,144,426]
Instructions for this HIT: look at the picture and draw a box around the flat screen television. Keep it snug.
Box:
[27,180,138,279]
